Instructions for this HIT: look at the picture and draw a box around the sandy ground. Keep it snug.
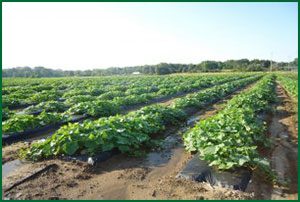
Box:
[2,80,297,200]
[2,142,30,164]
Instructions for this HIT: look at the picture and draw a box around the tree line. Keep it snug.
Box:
[2,58,298,77]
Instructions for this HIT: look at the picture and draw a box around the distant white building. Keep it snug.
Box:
[132,71,141,75]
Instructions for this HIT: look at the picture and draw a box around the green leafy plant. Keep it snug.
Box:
[23,105,187,160]
[24,101,68,114]
[183,75,276,172]
[277,74,298,98]
[2,112,68,134]
[22,75,260,161]
[66,100,119,117]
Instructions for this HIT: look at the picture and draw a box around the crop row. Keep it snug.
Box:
[276,74,298,99]
[278,72,298,80]
[3,75,250,113]
[2,76,185,108]
[22,75,261,160]
[2,78,166,108]
[1,75,219,119]
[2,74,250,134]
[2,74,245,116]
[183,75,276,172]
[3,74,245,109]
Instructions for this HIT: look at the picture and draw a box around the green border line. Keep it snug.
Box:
[0,1,298,201]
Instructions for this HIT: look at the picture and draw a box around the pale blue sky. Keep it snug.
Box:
[3,2,298,70]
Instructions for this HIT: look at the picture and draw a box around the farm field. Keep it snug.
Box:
[2,72,298,200]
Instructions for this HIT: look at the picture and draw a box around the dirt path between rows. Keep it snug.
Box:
[2,81,259,200]
[247,83,298,200]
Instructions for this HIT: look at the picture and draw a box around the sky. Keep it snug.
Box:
[2,2,298,70]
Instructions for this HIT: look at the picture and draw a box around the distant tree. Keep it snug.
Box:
[2,58,297,77]
[154,63,171,75]
[195,61,221,72]
[290,58,298,67]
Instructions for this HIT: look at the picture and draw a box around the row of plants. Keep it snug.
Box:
[2,75,254,135]
[3,112,69,134]
[24,101,69,114]
[2,76,160,107]
[22,106,187,160]
[183,75,276,173]
[67,101,119,117]
[1,75,187,113]
[276,74,298,99]
[62,74,247,116]
[22,75,261,161]
[171,75,261,110]
[2,108,14,122]
[2,76,250,134]
[3,73,252,109]
[279,72,298,80]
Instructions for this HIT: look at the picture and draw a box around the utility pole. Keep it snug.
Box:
[270,52,273,72]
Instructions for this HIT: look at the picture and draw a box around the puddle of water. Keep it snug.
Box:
[187,115,200,126]
[145,113,203,168]
[145,134,182,167]
[2,159,27,179]
[15,111,26,115]
[70,114,86,122]
[146,138,174,167]
[146,152,171,167]
[186,109,205,126]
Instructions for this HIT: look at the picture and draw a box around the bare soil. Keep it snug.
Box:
[2,142,30,164]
